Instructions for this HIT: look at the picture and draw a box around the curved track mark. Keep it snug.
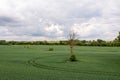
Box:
[27,56,120,77]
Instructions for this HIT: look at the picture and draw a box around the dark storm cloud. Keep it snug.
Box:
[0,16,23,27]
[0,17,15,26]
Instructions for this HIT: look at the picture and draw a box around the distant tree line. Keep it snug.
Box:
[0,32,120,47]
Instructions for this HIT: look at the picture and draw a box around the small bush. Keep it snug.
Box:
[48,48,54,51]
[69,55,77,61]
[24,46,29,48]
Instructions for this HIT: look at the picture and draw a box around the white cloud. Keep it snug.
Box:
[71,17,120,40]
[44,24,63,36]
[0,0,120,41]
[0,26,13,36]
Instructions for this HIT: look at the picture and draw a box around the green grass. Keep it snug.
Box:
[0,45,120,80]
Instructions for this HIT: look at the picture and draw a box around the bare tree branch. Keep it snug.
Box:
[67,30,78,56]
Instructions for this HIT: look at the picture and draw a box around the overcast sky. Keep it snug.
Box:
[0,0,120,41]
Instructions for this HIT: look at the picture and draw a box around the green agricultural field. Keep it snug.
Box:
[0,45,120,80]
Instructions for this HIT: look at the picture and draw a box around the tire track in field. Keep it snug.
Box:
[27,55,120,77]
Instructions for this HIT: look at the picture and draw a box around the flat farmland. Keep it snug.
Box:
[0,45,120,80]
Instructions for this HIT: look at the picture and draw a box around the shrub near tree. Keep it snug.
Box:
[48,48,54,51]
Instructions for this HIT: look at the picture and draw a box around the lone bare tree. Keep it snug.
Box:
[67,30,78,61]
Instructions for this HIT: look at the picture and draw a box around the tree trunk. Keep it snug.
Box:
[70,46,73,55]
